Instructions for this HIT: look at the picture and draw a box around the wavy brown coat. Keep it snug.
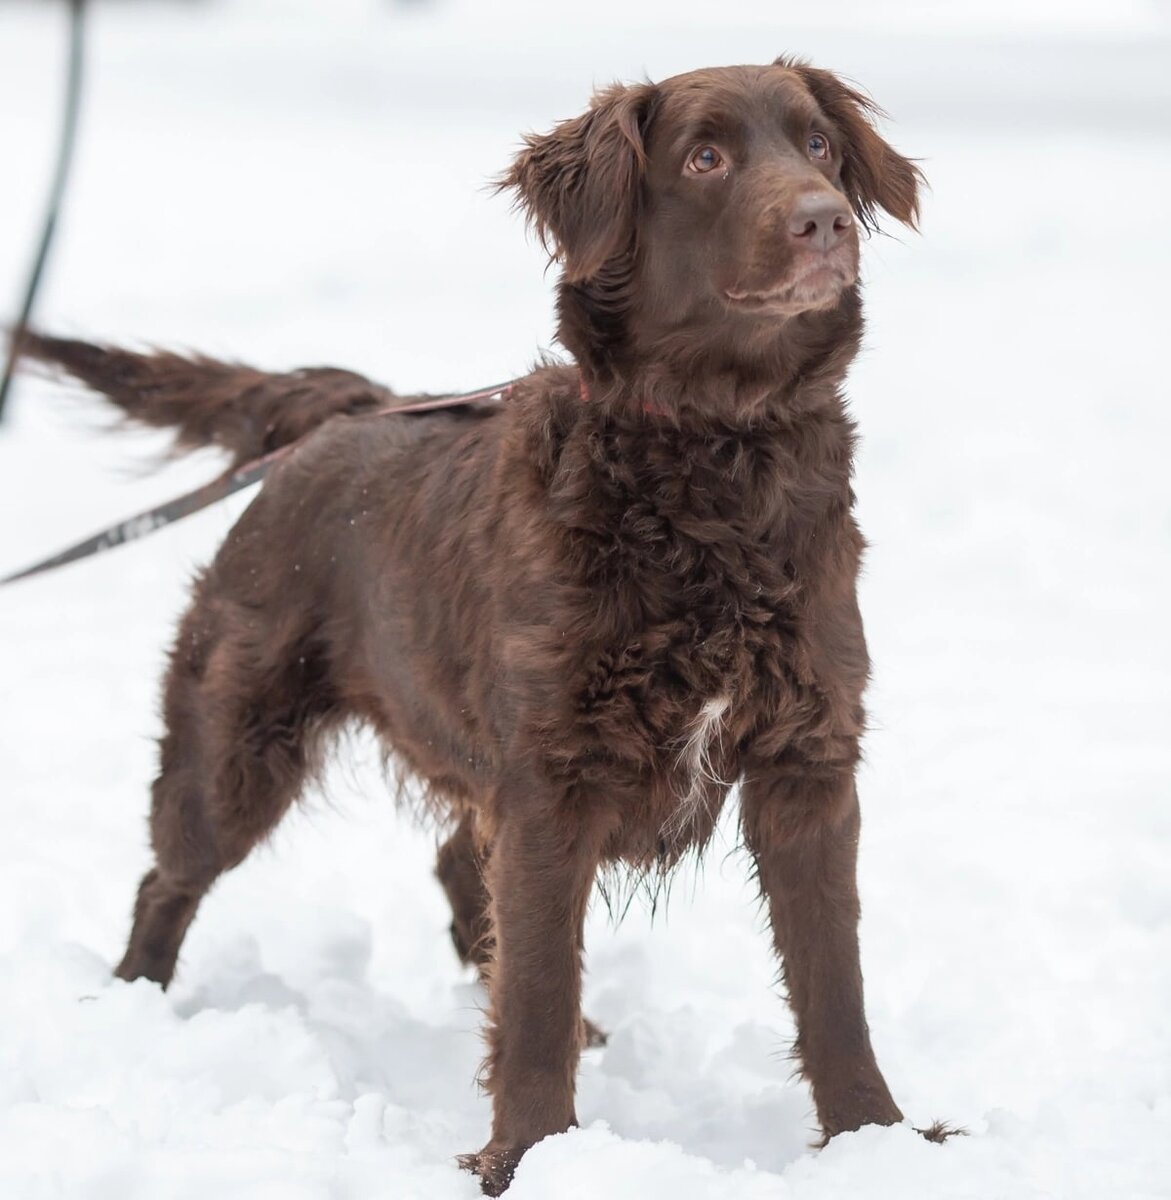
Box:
[24,57,934,1195]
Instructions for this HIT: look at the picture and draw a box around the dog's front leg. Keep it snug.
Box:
[460,775,609,1196]
[740,758,903,1141]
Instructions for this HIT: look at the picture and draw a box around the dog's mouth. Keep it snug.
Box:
[724,255,857,315]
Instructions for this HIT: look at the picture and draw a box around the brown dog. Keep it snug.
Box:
[26,57,929,1194]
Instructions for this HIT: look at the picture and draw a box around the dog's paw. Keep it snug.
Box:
[915,1120,967,1143]
[458,1144,527,1196]
[583,1016,608,1049]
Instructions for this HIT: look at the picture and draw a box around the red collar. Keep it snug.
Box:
[578,373,671,418]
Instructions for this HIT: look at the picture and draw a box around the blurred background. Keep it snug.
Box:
[0,2,1168,1197]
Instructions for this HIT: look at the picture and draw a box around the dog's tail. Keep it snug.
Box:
[16,331,395,468]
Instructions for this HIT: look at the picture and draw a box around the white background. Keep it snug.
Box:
[1,1,1169,1196]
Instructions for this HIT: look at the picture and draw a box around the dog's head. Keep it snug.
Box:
[501,60,923,361]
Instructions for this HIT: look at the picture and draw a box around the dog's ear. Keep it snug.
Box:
[779,58,924,232]
[499,82,656,282]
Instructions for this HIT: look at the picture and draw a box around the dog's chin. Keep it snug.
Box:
[724,259,857,318]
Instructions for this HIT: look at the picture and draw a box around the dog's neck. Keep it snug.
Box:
[555,275,865,423]
[540,365,859,556]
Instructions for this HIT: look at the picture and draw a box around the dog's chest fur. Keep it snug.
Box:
[537,399,858,854]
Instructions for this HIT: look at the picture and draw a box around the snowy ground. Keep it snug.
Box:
[1,1,1170,1197]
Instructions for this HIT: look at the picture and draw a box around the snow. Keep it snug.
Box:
[1,1,1170,1196]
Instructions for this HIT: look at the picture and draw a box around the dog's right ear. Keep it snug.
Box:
[499,82,656,283]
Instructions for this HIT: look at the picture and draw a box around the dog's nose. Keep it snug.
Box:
[788,193,853,252]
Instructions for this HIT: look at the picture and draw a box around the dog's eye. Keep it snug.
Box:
[687,145,724,174]
[807,132,831,161]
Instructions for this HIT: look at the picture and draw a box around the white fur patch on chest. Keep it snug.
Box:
[662,693,732,843]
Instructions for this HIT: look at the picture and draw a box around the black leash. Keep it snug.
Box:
[0,0,87,421]
[0,379,516,586]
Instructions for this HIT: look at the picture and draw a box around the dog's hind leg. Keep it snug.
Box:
[116,590,339,987]
[436,814,493,971]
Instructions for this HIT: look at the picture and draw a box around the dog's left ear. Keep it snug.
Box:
[499,82,656,283]
[780,58,925,232]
